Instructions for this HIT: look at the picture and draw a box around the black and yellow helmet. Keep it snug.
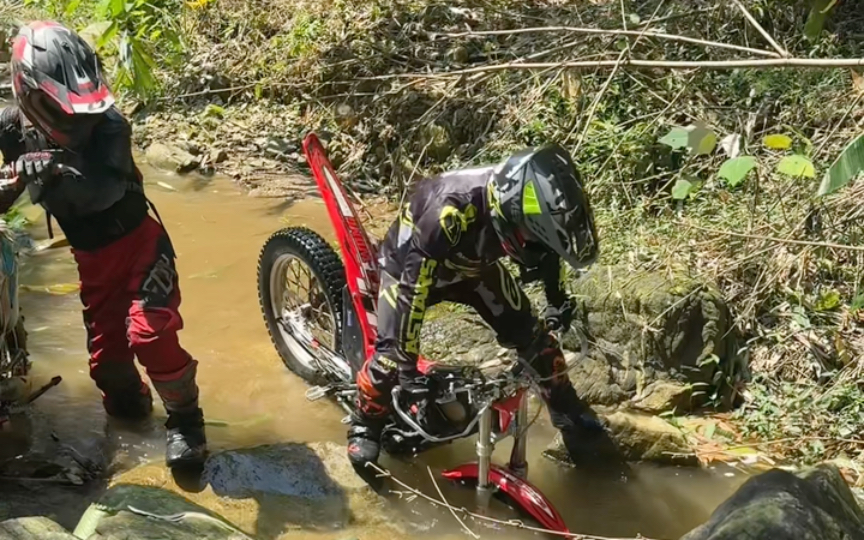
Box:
[488,143,598,270]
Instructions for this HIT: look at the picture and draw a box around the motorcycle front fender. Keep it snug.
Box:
[441,463,570,534]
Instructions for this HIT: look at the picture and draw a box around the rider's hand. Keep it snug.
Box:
[398,368,430,398]
[15,151,58,187]
[544,297,575,333]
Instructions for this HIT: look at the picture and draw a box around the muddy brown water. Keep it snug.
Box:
[0,160,747,539]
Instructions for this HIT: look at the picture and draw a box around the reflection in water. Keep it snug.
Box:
[0,164,746,537]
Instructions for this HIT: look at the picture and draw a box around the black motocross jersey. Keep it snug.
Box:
[0,106,148,250]
[376,167,567,362]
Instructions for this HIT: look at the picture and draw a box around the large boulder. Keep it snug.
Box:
[681,464,864,540]
[82,442,404,539]
[563,265,737,413]
[0,517,77,540]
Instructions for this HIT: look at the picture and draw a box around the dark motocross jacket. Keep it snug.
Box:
[0,106,148,251]
[378,166,568,359]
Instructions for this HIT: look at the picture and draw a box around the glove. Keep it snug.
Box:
[398,368,430,398]
[15,152,58,187]
[544,297,575,333]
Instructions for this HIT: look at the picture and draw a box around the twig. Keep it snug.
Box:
[365,462,655,540]
[731,0,789,57]
[427,466,478,539]
[441,26,780,58]
[362,57,864,79]
[574,0,667,152]
[686,223,864,252]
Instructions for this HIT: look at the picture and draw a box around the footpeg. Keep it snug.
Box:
[305,385,331,402]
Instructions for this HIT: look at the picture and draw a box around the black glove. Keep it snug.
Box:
[15,151,58,187]
[398,368,430,398]
[544,297,575,333]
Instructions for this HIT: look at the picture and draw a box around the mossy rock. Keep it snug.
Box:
[0,517,77,540]
[681,464,864,540]
[564,265,738,413]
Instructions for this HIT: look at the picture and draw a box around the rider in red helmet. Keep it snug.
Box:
[0,21,206,468]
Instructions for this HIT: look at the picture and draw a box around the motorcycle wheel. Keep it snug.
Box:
[258,227,349,385]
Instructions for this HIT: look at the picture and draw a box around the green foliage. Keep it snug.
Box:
[818,133,864,195]
[763,134,793,150]
[717,156,758,188]
[804,0,839,41]
[777,155,816,178]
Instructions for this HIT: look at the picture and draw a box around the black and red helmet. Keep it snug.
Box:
[11,21,114,148]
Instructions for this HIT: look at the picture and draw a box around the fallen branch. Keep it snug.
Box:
[686,223,864,253]
[731,0,789,57]
[366,462,656,540]
[427,466,478,539]
[441,26,780,58]
[362,57,864,79]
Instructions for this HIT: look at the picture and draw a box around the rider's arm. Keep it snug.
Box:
[47,108,136,213]
[0,107,27,214]
[520,252,567,308]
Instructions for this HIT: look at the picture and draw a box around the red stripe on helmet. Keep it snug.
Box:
[67,84,112,105]
[11,36,27,61]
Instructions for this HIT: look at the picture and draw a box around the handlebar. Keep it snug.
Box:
[390,330,590,443]
[0,162,82,186]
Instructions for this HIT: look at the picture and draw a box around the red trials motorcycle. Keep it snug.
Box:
[257,133,581,535]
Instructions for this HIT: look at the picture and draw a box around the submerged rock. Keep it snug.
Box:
[545,410,696,466]
[0,517,77,540]
[564,265,737,413]
[681,464,864,540]
[88,442,402,539]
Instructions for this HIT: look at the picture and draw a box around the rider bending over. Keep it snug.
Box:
[348,143,603,468]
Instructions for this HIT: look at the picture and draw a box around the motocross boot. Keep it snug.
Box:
[347,414,385,467]
[93,362,154,422]
[103,382,154,421]
[151,361,207,468]
[164,407,207,468]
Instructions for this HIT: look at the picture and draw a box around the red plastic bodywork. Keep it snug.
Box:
[303,133,380,360]
[441,463,570,534]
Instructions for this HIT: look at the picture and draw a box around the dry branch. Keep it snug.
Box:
[442,26,780,58]
[365,57,864,80]
[731,0,789,57]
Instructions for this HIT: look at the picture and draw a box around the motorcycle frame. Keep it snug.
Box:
[302,132,570,535]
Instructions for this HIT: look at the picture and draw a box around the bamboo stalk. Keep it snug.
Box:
[441,26,780,58]
[731,0,790,57]
[364,57,864,80]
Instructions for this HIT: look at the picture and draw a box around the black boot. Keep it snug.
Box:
[165,407,207,468]
[103,383,154,422]
[347,420,383,468]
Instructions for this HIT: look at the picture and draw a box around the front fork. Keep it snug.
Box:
[476,392,530,507]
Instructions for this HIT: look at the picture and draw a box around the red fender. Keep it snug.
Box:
[441,463,570,534]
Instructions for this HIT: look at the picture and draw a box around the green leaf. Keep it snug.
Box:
[204,104,225,118]
[688,125,717,156]
[777,155,816,178]
[718,156,758,187]
[628,13,641,25]
[804,0,838,41]
[703,422,716,441]
[671,178,694,200]
[814,290,841,312]
[764,134,793,150]
[63,0,84,18]
[660,127,689,150]
[818,133,864,196]
[80,21,112,49]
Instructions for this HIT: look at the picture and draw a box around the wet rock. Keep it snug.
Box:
[210,148,229,165]
[100,442,402,539]
[681,464,864,540]
[545,410,695,466]
[563,264,737,413]
[264,137,299,163]
[144,142,201,174]
[73,484,253,540]
[0,517,77,540]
